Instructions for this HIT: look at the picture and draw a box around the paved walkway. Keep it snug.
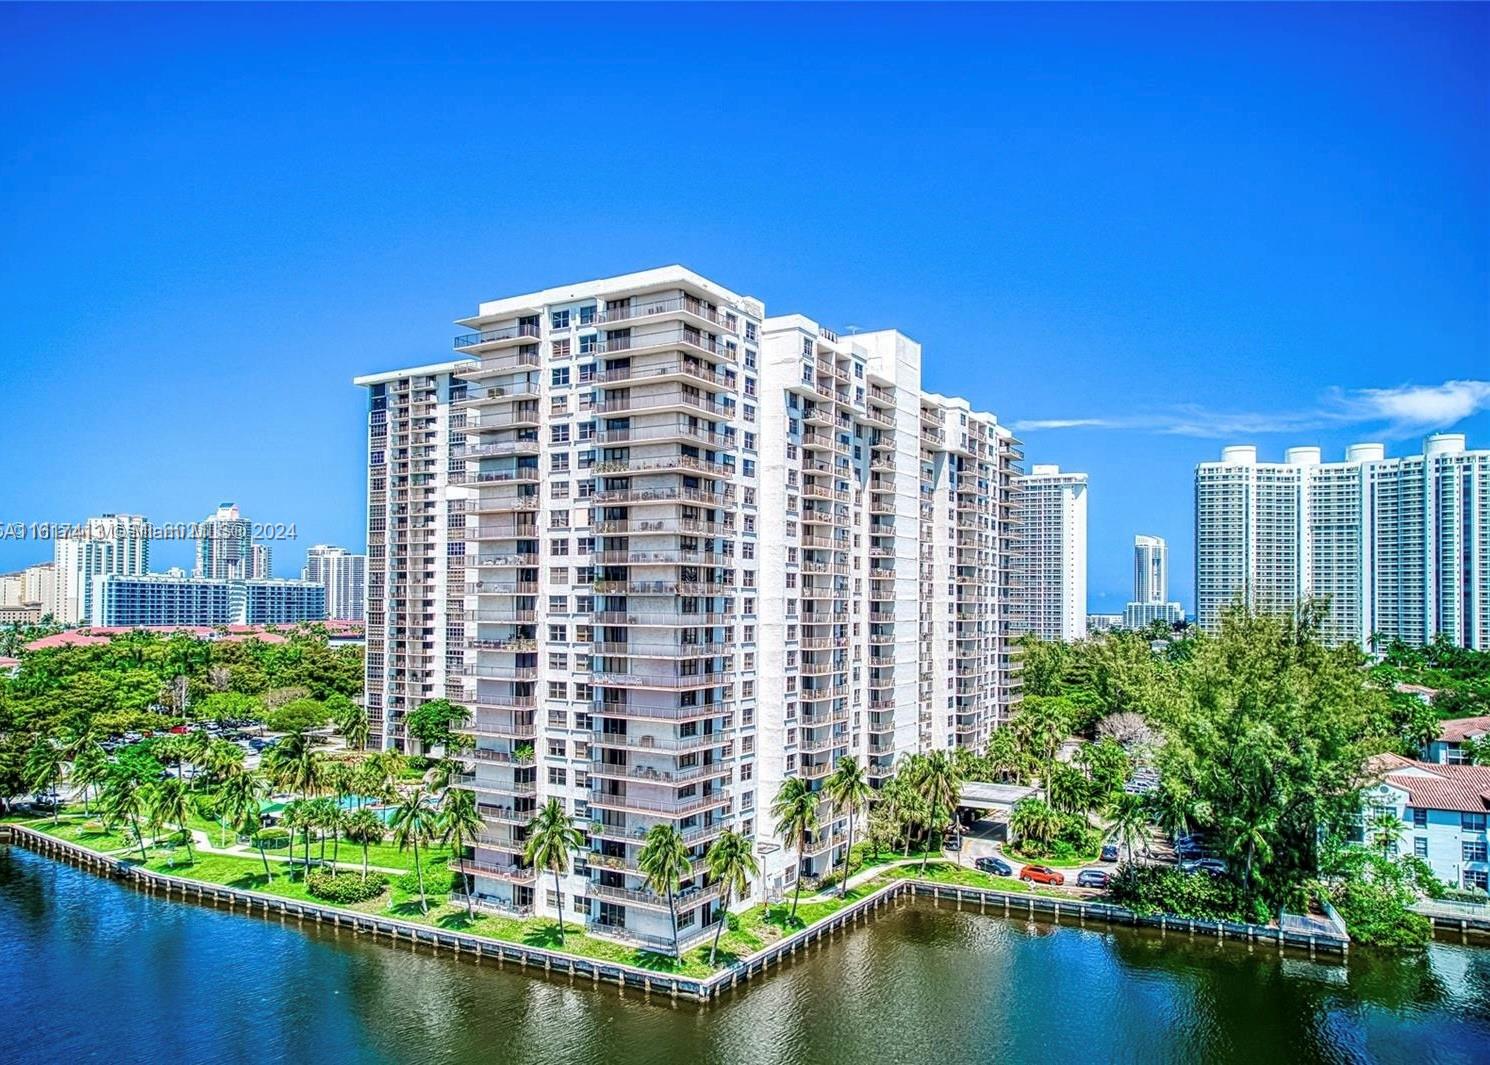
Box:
[185,828,409,874]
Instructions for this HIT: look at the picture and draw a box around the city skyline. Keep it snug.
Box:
[2,4,1487,610]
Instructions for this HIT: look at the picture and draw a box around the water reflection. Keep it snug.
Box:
[4,849,1488,1065]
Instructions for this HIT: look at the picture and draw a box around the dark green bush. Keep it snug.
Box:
[306,869,388,904]
[1108,862,1270,925]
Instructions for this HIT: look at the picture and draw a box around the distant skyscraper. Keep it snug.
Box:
[1123,535,1183,630]
[251,543,273,580]
[1194,434,1489,649]
[195,503,254,580]
[303,544,366,621]
[90,574,326,627]
[1017,464,1088,641]
[53,514,150,624]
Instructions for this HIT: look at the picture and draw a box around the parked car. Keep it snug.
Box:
[1076,869,1110,889]
[1019,865,1065,886]
[1180,858,1228,877]
[1100,844,1120,862]
[975,856,1013,876]
[944,833,962,851]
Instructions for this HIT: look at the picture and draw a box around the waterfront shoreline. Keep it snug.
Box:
[4,822,1358,1004]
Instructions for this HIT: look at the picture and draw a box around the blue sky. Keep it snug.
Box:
[1,3,1485,611]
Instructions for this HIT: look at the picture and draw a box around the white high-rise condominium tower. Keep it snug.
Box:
[1123,535,1184,629]
[353,362,471,749]
[195,503,255,580]
[251,543,273,580]
[53,513,150,624]
[1194,434,1489,649]
[1016,464,1088,641]
[357,267,1023,950]
[303,544,366,621]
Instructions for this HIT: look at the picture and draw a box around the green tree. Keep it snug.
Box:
[214,769,267,847]
[1106,790,1149,861]
[771,777,819,920]
[336,699,372,751]
[523,798,583,938]
[637,822,693,957]
[1009,797,1062,852]
[23,735,63,823]
[100,771,150,863]
[70,740,111,817]
[439,787,484,917]
[343,808,387,882]
[405,698,470,753]
[251,827,289,880]
[146,777,194,862]
[704,829,758,965]
[389,786,439,914]
[823,756,873,896]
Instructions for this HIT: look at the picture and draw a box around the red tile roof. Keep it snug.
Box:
[1438,716,1490,744]
[1367,754,1490,814]
[24,631,111,650]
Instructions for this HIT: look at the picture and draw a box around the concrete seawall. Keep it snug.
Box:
[5,825,1350,1003]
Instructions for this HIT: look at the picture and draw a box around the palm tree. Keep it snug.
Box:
[147,777,194,862]
[344,808,387,882]
[214,769,267,848]
[1047,764,1093,817]
[704,829,759,965]
[101,772,149,863]
[523,798,583,938]
[251,827,287,880]
[203,739,245,787]
[910,750,963,869]
[1014,697,1071,801]
[23,735,63,823]
[307,796,341,866]
[1106,790,1149,861]
[439,787,484,917]
[389,786,439,914]
[280,799,313,874]
[771,777,819,920]
[1225,810,1277,895]
[337,701,372,752]
[637,823,693,957]
[182,729,213,788]
[1009,798,1062,854]
[70,741,111,818]
[1368,809,1404,858]
[823,756,873,896]
[269,731,326,802]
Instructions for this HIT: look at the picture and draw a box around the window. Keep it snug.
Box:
[1414,837,1428,858]
[548,767,568,786]
[551,424,571,444]
[551,309,570,330]
[1466,870,1489,891]
[1465,840,1488,863]
[1463,813,1488,833]
[552,338,571,359]
[552,367,570,387]
[578,304,595,325]
[1412,808,1428,829]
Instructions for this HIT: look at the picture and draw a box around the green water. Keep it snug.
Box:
[3,845,1487,1064]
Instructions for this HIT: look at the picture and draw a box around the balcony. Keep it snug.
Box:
[595,389,733,419]
[591,326,730,359]
[591,485,733,507]
[590,669,734,690]
[590,730,732,754]
[457,860,538,885]
[591,701,733,722]
[588,788,732,817]
[595,360,733,389]
[595,295,734,332]
[587,761,732,786]
[453,322,541,350]
[587,879,723,910]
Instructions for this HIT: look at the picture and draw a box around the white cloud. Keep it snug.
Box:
[1012,379,1490,439]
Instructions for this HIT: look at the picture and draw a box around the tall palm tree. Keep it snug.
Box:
[337,701,372,752]
[1014,697,1071,802]
[439,787,484,917]
[23,735,63,823]
[147,777,194,862]
[637,823,693,958]
[823,756,873,896]
[771,777,819,920]
[1225,810,1278,895]
[704,829,758,965]
[1106,790,1149,861]
[271,735,326,805]
[343,808,386,882]
[1009,797,1062,853]
[70,741,111,818]
[523,798,583,938]
[214,769,267,848]
[1368,809,1404,858]
[910,749,963,869]
[182,729,213,788]
[203,739,245,787]
[101,772,149,863]
[280,800,314,874]
[389,786,439,914]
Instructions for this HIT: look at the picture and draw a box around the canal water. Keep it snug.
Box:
[3,845,1488,1065]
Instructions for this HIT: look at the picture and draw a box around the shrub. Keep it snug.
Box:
[1327,878,1431,948]
[253,827,292,850]
[306,869,388,904]
[1108,862,1270,925]
[397,863,454,896]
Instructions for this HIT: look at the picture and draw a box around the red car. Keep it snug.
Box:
[1019,864,1065,886]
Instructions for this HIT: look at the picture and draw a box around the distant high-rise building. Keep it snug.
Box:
[1123,534,1183,630]
[303,544,366,621]
[251,543,273,580]
[90,574,326,627]
[195,503,254,580]
[53,514,150,624]
[1017,464,1088,641]
[1194,434,1489,649]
